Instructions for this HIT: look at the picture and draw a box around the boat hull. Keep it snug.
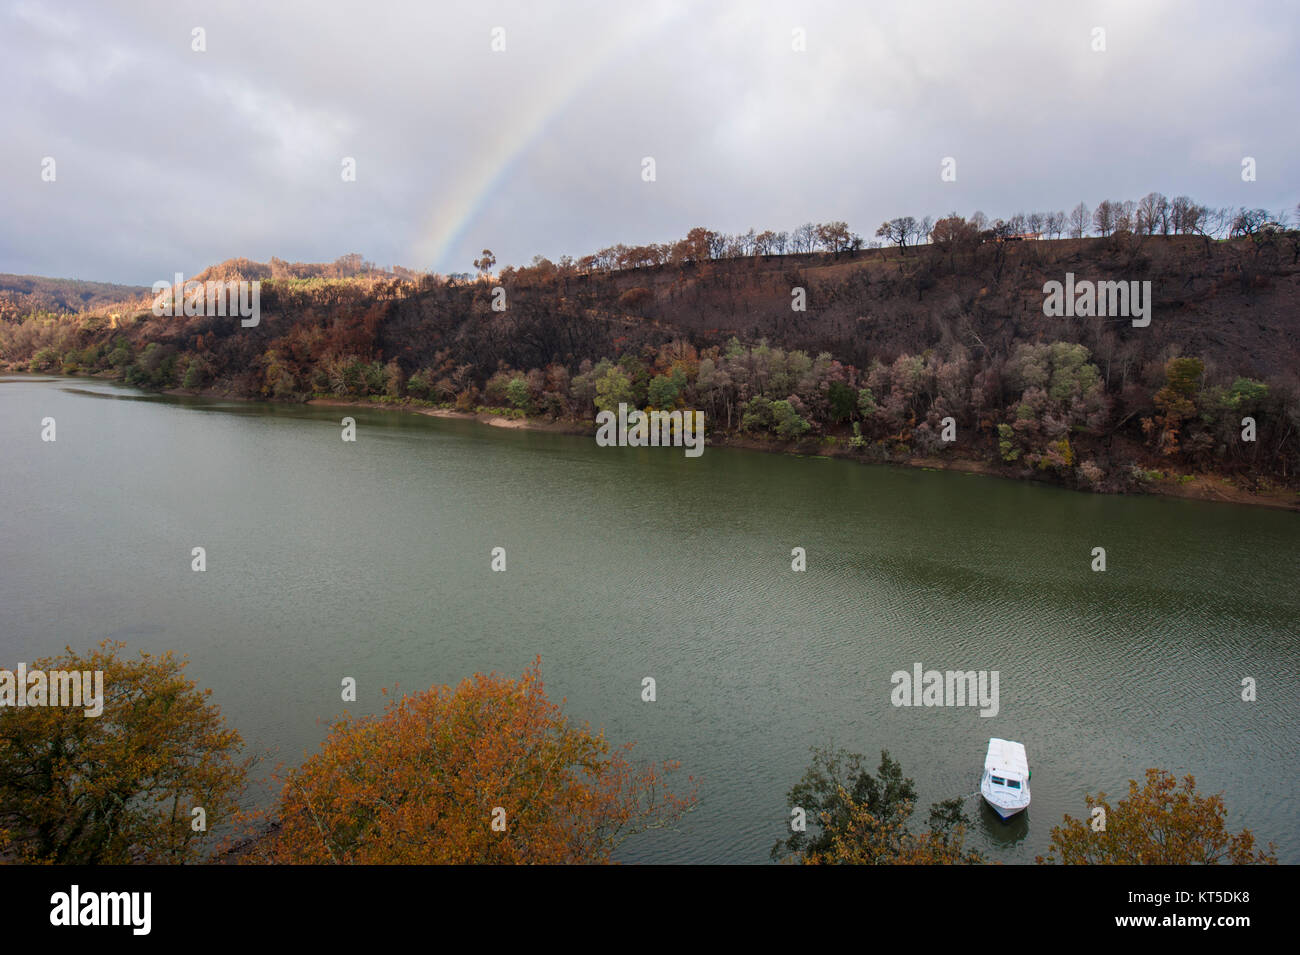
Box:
[982,793,1028,821]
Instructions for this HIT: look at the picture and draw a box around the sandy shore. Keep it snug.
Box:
[303,397,587,434]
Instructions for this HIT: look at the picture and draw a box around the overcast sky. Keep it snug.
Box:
[2,0,1296,285]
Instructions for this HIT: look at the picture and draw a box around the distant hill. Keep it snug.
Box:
[0,274,152,319]
[189,255,424,284]
[0,255,425,321]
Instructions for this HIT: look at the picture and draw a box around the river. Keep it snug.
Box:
[2,375,1296,863]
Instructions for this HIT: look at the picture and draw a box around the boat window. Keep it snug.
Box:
[991,776,1005,785]
[1005,779,1021,789]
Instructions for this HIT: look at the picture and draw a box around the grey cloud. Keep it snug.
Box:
[1,0,1296,284]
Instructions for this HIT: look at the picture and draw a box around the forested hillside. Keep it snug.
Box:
[4,214,1298,500]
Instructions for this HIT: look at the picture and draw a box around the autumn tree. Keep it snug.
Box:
[815,221,860,254]
[931,215,980,268]
[1038,769,1277,864]
[334,252,365,276]
[0,641,250,864]
[689,227,718,261]
[253,659,695,864]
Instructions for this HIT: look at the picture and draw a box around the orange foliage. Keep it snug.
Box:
[1038,769,1277,864]
[250,658,695,864]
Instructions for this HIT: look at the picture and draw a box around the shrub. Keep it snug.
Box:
[617,287,653,309]
[772,399,810,438]
[997,423,1020,462]
[505,375,533,413]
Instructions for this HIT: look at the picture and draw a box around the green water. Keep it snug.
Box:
[2,376,1297,863]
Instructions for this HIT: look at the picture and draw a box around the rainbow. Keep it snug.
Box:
[410,5,685,273]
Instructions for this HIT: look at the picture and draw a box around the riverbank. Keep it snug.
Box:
[9,372,1296,511]
[297,392,1300,512]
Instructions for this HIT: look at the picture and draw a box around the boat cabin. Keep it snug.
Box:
[984,737,1029,783]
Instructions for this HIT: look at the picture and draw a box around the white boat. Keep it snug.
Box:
[980,738,1030,820]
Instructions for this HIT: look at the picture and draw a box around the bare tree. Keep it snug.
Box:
[1187,204,1229,255]
[1230,207,1272,236]
[1116,200,1137,233]
[1170,196,1197,234]
[1142,192,1169,235]
[1069,203,1090,238]
[876,217,918,252]
[792,222,818,253]
[1092,200,1116,236]
[915,216,934,245]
